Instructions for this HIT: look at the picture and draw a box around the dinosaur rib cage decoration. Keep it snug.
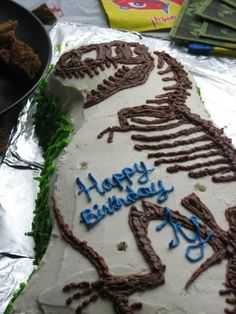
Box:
[97,50,236,183]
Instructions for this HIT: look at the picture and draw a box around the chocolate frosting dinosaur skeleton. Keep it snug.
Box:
[52,41,236,313]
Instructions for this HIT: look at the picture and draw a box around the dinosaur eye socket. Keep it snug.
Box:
[129,1,147,8]
[81,50,97,62]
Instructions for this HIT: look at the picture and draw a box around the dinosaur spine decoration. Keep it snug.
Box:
[52,193,236,314]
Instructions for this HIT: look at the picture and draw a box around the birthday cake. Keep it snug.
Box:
[13,40,236,314]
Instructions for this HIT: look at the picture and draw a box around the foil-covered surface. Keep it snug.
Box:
[0,99,43,313]
[0,22,235,313]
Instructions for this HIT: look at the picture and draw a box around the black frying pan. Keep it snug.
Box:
[0,0,52,115]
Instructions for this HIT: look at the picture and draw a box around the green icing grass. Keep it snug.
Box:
[4,283,26,314]
[4,268,37,314]
[196,85,204,103]
[29,66,73,265]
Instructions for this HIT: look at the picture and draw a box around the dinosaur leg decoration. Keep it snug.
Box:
[52,197,165,314]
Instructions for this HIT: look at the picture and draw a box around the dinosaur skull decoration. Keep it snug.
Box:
[54,40,154,107]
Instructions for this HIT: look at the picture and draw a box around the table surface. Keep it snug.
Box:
[14,0,170,39]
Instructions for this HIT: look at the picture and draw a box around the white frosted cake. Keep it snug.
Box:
[14,41,236,314]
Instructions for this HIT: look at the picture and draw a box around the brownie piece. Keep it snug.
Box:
[0,20,17,36]
[0,20,42,80]
[32,3,57,25]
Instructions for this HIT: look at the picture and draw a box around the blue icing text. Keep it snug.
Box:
[76,161,154,202]
[76,161,174,229]
[156,207,212,262]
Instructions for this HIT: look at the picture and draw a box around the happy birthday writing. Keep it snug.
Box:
[76,161,174,229]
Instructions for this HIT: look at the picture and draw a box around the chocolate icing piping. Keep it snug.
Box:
[148,142,216,158]
[99,120,189,137]
[154,150,222,166]
[188,164,232,178]
[168,161,229,174]
[55,41,154,108]
[97,50,236,183]
[52,193,236,313]
[52,197,110,279]
[134,135,211,151]
[52,197,165,314]
[181,194,236,314]
[130,126,204,142]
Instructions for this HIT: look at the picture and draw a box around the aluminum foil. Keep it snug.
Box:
[0,99,43,313]
[0,22,236,313]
